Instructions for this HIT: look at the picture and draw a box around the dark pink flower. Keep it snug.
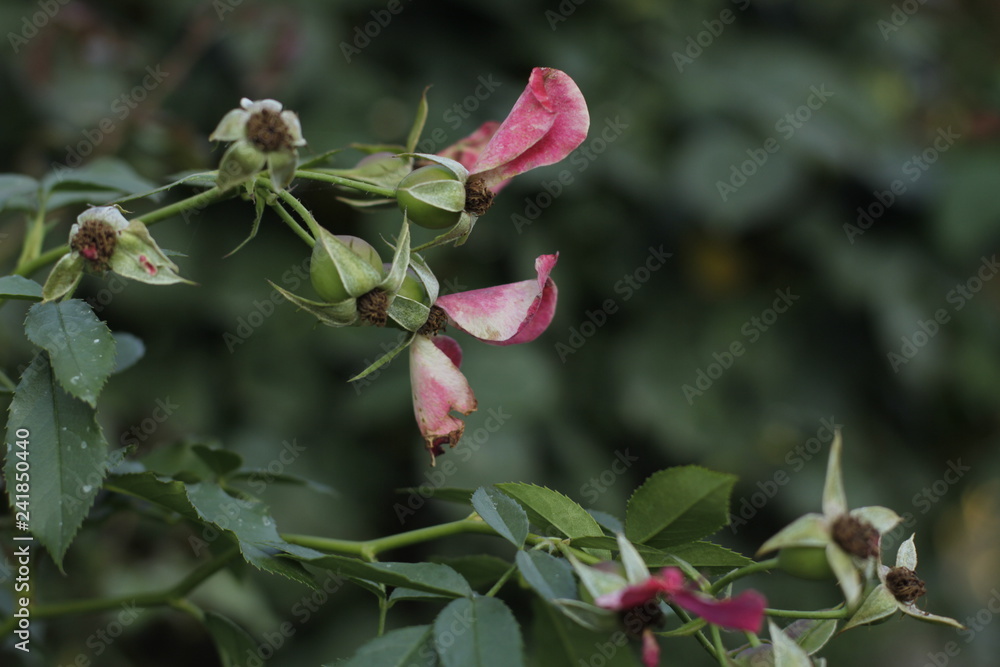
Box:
[409,254,558,461]
[595,568,766,666]
[438,68,588,193]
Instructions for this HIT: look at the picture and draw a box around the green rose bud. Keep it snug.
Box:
[777,546,835,581]
[309,231,385,303]
[395,165,466,230]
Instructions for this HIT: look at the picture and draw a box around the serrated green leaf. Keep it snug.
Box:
[111,332,144,374]
[43,156,158,199]
[4,353,109,569]
[138,439,227,482]
[331,624,437,667]
[185,482,321,587]
[472,487,528,549]
[495,483,604,541]
[588,509,624,534]
[433,596,524,667]
[191,444,243,478]
[515,550,577,602]
[0,275,43,301]
[106,471,200,519]
[228,469,337,496]
[529,599,639,667]
[24,299,115,406]
[625,466,737,547]
[204,611,260,667]
[304,554,472,598]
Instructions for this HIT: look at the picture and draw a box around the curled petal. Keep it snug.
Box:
[471,67,589,189]
[641,628,660,667]
[410,335,477,462]
[594,577,669,610]
[210,108,250,142]
[280,110,307,147]
[241,97,283,114]
[438,121,500,171]
[435,253,558,345]
[670,589,767,633]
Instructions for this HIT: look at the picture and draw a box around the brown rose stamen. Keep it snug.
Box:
[831,515,880,559]
[886,567,927,603]
[71,219,119,270]
[357,289,389,327]
[464,175,495,217]
[417,305,448,336]
[246,108,293,152]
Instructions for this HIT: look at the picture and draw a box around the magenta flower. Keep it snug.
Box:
[410,254,558,461]
[438,67,589,193]
[595,568,767,667]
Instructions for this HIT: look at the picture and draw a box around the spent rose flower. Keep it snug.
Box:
[574,534,766,667]
[841,534,964,631]
[409,254,558,461]
[758,431,902,608]
[210,98,306,191]
[43,206,192,301]
[446,67,589,197]
[398,68,588,241]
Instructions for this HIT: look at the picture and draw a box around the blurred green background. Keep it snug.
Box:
[2,0,999,665]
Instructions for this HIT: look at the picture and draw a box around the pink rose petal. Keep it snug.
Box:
[471,68,589,190]
[435,254,558,346]
[641,629,661,667]
[438,121,501,172]
[409,335,478,463]
[670,589,767,633]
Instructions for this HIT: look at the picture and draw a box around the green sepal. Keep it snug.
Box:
[269,281,358,327]
[405,87,431,153]
[349,331,416,382]
[41,253,84,301]
[109,221,194,286]
[217,141,266,191]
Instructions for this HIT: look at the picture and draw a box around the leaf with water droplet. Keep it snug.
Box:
[24,299,116,406]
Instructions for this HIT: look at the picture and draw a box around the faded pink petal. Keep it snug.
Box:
[641,629,660,667]
[670,589,767,633]
[410,335,478,463]
[470,68,589,190]
[435,254,558,346]
[596,568,766,634]
[438,121,501,172]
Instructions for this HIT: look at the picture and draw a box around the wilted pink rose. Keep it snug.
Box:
[595,568,767,667]
[409,254,558,461]
[438,68,588,193]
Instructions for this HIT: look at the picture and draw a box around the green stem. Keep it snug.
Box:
[485,564,518,598]
[0,546,238,636]
[282,519,497,561]
[709,625,728,667]
[295,170,396,198]
[708,558,778,595]
[275,190,323,240]
[669,604,717,660]
[14,244,70,278]
[15,209,47,268]
[765,607,849,619]
[270,200,315,247]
